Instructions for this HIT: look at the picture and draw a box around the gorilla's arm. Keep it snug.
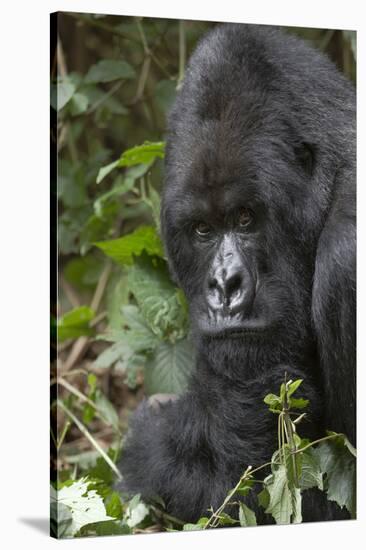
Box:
[117,364,324,522]
[312,165,356,444]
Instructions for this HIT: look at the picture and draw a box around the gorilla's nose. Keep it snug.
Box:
[207,265,254,314]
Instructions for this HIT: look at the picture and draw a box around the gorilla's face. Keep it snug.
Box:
[162,114,329,364]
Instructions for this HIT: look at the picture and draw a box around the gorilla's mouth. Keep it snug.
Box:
[198,319,272,339]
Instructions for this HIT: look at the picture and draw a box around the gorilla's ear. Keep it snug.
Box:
[311,165,356,443]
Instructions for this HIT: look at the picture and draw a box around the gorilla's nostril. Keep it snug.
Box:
[208,278,218,291]
[225,273,242,299]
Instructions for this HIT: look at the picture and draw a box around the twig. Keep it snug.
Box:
[57,377,121,433]
[84,81,123,115]
[149,505,185,527]
[58,399,122,480]
[62,263,112,372]
[57,36,68,78]
[67,13,141,44]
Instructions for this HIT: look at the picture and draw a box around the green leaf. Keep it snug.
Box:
[217,512,239,525]
[51,478,113,537]
[51,79,76,111]
[96,160,120,184]
[236,479,254,497]
[299,447,323,490]
[94,226,164,266]
[105,492,123,519]
[80,520,131,536]
[264,393,281,409]
[289,398,309,410]
[264,464,302,524]
[183,523,204,531]
[144,339,194,395]
[64,255,104,289]
[287,379,303,398]
[85,60,136,83]
[69,92,89,115]
[58,305,95,326]
[257,488,270,510]
[315,436,356,516]
[118,141,165,167]
[239,503,257,527]
[57,306,95,342]
[94,390,120,432]
[154,79,177,113]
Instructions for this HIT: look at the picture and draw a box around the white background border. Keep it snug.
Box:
[1,0,364,547]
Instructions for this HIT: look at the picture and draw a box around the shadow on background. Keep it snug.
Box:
[18,518,49,536]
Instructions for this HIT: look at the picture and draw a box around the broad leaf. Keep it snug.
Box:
[315,436,356,516]
[51,79,76,111]
[51,478,113,537]
[57,306,95,342]
[239,503,257,527]
[94,226,164,266]
[264,464,302,524]
[127,254,188,341]
[118,141,165,167]
[85,60,136,83]
[144,339,194,395]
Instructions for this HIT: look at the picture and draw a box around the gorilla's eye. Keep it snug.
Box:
[194,222,211,236]
[238,208,254,228]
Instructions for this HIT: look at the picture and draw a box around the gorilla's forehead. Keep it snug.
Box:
[169,119,279,210]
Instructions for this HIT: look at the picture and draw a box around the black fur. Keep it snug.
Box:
[117,24,356,524]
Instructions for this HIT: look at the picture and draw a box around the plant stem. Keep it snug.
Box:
[57,399,122,480]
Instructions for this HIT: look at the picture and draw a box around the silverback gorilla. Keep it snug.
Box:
[117,24,356,524]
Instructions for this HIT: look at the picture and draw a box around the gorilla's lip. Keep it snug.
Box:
[199,322,271,338]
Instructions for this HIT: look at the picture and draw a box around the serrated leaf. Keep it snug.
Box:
[144,339,194,395]
[94,226,164,266]
[265,464,302,524]
[51,478,113,537]
[93,340,129,369]
[239,503,257,526]
[127,254,188,340]
[85,59,136,83]
[315,437,356,516]
[299,447,323,490]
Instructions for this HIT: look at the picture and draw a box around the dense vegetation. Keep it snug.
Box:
[51,13,356,538]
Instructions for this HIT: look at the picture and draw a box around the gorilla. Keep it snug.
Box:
[117,24,356,524]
